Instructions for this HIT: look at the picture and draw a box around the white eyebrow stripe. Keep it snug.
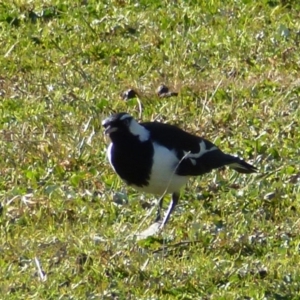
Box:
[120,114,131,120]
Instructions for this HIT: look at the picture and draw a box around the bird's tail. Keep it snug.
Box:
[226,155,257,174]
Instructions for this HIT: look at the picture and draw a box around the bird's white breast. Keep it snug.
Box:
[133,142,188,195]
[107,143,115,171]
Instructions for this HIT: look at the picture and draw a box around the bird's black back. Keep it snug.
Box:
[142,121,205,153]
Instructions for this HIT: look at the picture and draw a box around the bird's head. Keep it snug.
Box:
[102,112,133,135]
[102,112,149,142]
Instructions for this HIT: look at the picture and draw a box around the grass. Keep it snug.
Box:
[0,0,299,298]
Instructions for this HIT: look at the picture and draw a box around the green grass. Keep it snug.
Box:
[0,0,299,298]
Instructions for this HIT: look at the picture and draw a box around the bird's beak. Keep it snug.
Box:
[104,125,118,135]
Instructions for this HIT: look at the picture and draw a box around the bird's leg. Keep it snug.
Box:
[160,192,179,228]
[154,196,164,222]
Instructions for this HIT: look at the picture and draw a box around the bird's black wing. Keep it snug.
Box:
[142,121,257,176]
[141,121,202,153]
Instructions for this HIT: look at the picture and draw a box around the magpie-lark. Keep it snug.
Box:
[102,112,257,227]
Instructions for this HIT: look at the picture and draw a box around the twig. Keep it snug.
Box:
[34,257,47,282]
[152,240,203,254]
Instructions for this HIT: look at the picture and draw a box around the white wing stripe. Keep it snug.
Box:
[184,140,217,160]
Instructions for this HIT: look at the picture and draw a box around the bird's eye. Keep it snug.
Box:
[123,118,131,126]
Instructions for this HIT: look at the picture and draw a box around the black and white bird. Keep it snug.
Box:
[102,112,257,227]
